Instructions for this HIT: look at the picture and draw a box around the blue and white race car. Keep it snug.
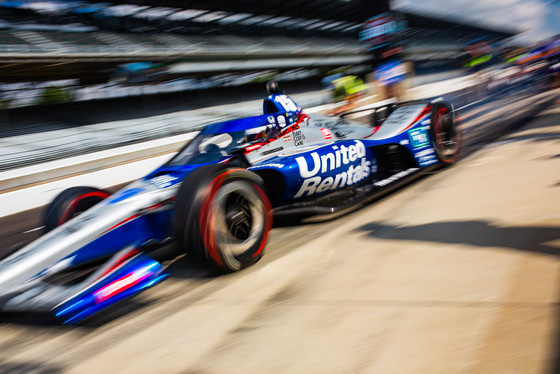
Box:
[0,84,461,324]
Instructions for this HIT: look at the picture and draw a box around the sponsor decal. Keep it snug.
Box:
[250,163,284,170]
[374,168,419,187]
[415,148,438,166]
[292,130,306,146]
[415,148,435,158]
[261,146,284,156]
[149,175,178,189]
[267,116,275,124]
[408,128,430,148]
[283,134,292,142]
[277,115,286,128]
[320,128,333,140]
[294,140,375,198]
[400,139,410,146]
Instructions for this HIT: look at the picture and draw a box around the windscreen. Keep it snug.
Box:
[167,132,237,166]
[167,124,278,166]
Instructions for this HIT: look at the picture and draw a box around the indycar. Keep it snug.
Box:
[0,83,461,324]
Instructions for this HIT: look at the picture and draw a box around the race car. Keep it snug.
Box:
[0,84,461,324]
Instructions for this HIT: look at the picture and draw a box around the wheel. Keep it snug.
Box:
[43,186,110,232]
[430,102,462,165]
[174,164,272,272]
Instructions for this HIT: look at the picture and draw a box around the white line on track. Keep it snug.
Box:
[23,226,44,234]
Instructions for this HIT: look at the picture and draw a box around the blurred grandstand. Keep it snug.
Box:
[0,0,393,107]
[0,0,527,108]
[0,1,378,78]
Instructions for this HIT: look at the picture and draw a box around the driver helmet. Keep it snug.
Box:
[266,81,282,94]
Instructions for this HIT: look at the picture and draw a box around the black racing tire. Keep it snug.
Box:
[430,102,462,165]
[43,186,110,232]
[174,164,272,273]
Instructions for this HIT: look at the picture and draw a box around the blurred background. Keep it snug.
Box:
[0,0,557,108]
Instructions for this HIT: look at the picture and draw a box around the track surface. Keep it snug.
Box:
[0,96,560,373]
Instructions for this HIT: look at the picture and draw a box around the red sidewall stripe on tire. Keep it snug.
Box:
[198,169,272,267]
[252,184,272,259]
[434,107,460,163]
[434,107,447,145]
[199,171,231,266]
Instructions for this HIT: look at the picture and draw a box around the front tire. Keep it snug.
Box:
[43,186,110,232]
[430,102,462,165]
[174,164,272,273]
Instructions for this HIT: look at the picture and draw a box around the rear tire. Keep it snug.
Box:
[430,102,462,165]
[174,164,272,272]
[43,186,110,232]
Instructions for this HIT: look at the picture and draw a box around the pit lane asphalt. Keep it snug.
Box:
[0,88,558,373]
